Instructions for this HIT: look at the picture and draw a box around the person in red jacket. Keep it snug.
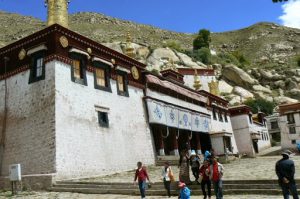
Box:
[208,157,224,199]
[199,160,211,199]
[134,162,151,199]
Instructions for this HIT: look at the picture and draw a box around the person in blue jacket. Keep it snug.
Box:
[178,182,191,199]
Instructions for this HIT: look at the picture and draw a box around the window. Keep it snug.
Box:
[271,121,279,129]
[224,113,228,123]
[218,111,223,122]
[93,62,112,92]
[249,114,253,124]
[116,71,129,97]
[212,108,217,120]
[98,111,109,128]
[287,113,295,124]
[292,140,296,144]
[70,53,87,85]
[29,52,45,83]
[289,126,296,134]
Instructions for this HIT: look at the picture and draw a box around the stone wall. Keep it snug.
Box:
[0,64,56,179]
[54,61,155,180]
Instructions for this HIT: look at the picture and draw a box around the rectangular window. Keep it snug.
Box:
[96,68,105,87]
[98,111,109,128]
[249,114,253,124]
[292,140,296,144]
[70,53,87,85]
[289,126,296,134]
[218,112,223,122]
[93,61,112,92]
[287,113,295,124]
[29,52,45,84]
[271,121,279,129]
[224,113,228,123]
[213,108,217,120]
[116,71,129,97]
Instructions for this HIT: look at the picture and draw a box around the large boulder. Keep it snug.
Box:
[147,48,180,69]
[252,85,272,94]
[287,89,300,100]
[176,52,204,68]
[253,92,273,102]
[233,86,254,99]
[219,80,233,94]
[258,69,284,81]
[222,64,258,89]
[103,42,123,53]
[273,80,285,89]
[274,96,298,104]
[228,95,242,105]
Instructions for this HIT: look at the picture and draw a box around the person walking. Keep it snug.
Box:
[199,160,211,199]
[179,149,191,184]
[190,150,201,183]
[276,150,299,199]
[209,157,224,199]
[134,162,151,199]
[178,182,191,199]
[162,161,174,198]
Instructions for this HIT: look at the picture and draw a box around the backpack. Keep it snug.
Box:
[180,187,191,199]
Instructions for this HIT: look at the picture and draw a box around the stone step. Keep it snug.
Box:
[53,182,284,190]
[50,186,283,195]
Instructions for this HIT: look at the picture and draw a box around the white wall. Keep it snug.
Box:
[279,113,300,149]
[0,65,56,176]
[54,61,155,180]
[251,123,271,151]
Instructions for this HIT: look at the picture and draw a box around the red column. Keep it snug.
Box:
[171,130,179,156]
[158,130,165,156]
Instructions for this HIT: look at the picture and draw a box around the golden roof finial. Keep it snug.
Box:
[162,58,178,72]
[125,32,135,58]
[208,79,220,96]
[193,69,202,91]
[45,0,70,28]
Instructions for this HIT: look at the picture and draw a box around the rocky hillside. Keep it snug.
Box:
[0,11,300,105]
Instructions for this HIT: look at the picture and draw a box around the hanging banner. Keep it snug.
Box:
[191,113,202,132]
[165,106,179,128]
[178,110,192,130]
[147,100,167,125]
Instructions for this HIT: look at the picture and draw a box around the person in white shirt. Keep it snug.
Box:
[162,161,173,198]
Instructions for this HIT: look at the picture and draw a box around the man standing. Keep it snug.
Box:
[276,150,299,199]
[134,162,151,199]
[209,157,224,199]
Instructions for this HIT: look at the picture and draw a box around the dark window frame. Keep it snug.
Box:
[93,61,112,92]
[29,51,46,84]
[249,114,253,124]
[218,111,223,122]
[287,113,295,124]
[212,108,217,120]
[289,126,296,134]
[70,53,87,86]
[271,121,279,129]
[224,112,228,123]
[116,70,129,97]
[292,140,296,144]
[98,111,109,128]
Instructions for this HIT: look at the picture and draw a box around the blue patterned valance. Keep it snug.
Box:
[146,99,210,133]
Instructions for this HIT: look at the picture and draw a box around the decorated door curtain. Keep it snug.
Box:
[146,99,210,133]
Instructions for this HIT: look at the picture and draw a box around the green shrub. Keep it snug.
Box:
[296,55,300,67]
[231,50,250,66]
[193,29,211,50]
[163,40,182,52]
[244,98,276,115]
[186,47,211,64]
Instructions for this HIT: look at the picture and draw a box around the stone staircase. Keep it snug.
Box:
[156,155,179,166]
[50,179,300,196]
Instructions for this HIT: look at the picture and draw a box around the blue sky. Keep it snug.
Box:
[0,0,299,33]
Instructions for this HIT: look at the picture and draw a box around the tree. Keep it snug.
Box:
[244,98,276,115]
[187,47,211,64]
[193,29,211,50]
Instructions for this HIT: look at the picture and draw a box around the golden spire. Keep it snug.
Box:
[45,0,70,28]
[208,79,220,96]
[193,69,202,91]
[162,58,178,72]
[125,32,135,58]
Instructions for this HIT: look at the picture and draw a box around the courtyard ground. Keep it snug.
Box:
[1,156,299,198]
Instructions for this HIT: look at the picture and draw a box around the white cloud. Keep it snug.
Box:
[279,0,300,29]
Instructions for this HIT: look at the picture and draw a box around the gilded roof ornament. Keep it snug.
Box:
[161,58,178,72]
[45,0,70,28]
[208,79,220,96]
[193,69,202,91]
[125,32,135,58]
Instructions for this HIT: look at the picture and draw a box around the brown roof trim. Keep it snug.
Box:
[198,90,229,106]
[279,102,300,115]
[229,105,252,116]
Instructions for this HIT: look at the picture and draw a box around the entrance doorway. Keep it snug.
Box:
[199,133,212,153]
[252,140,259,153]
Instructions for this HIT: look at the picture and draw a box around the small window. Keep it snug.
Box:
[289,126,296,134]
[224,113,228,123]
[116,71,129,97]
[98,111,109,128]
[271,121,279,129]
[218,112,223,122]
[292,140,296,144]
[212,108,217,120]
[249,114,253,124]
[287,113,295,124]
[93,61,112,92]
[70,53,87,85]
[29,52,45,83]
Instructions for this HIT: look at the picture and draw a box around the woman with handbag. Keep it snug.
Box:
[162,161,174,198]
